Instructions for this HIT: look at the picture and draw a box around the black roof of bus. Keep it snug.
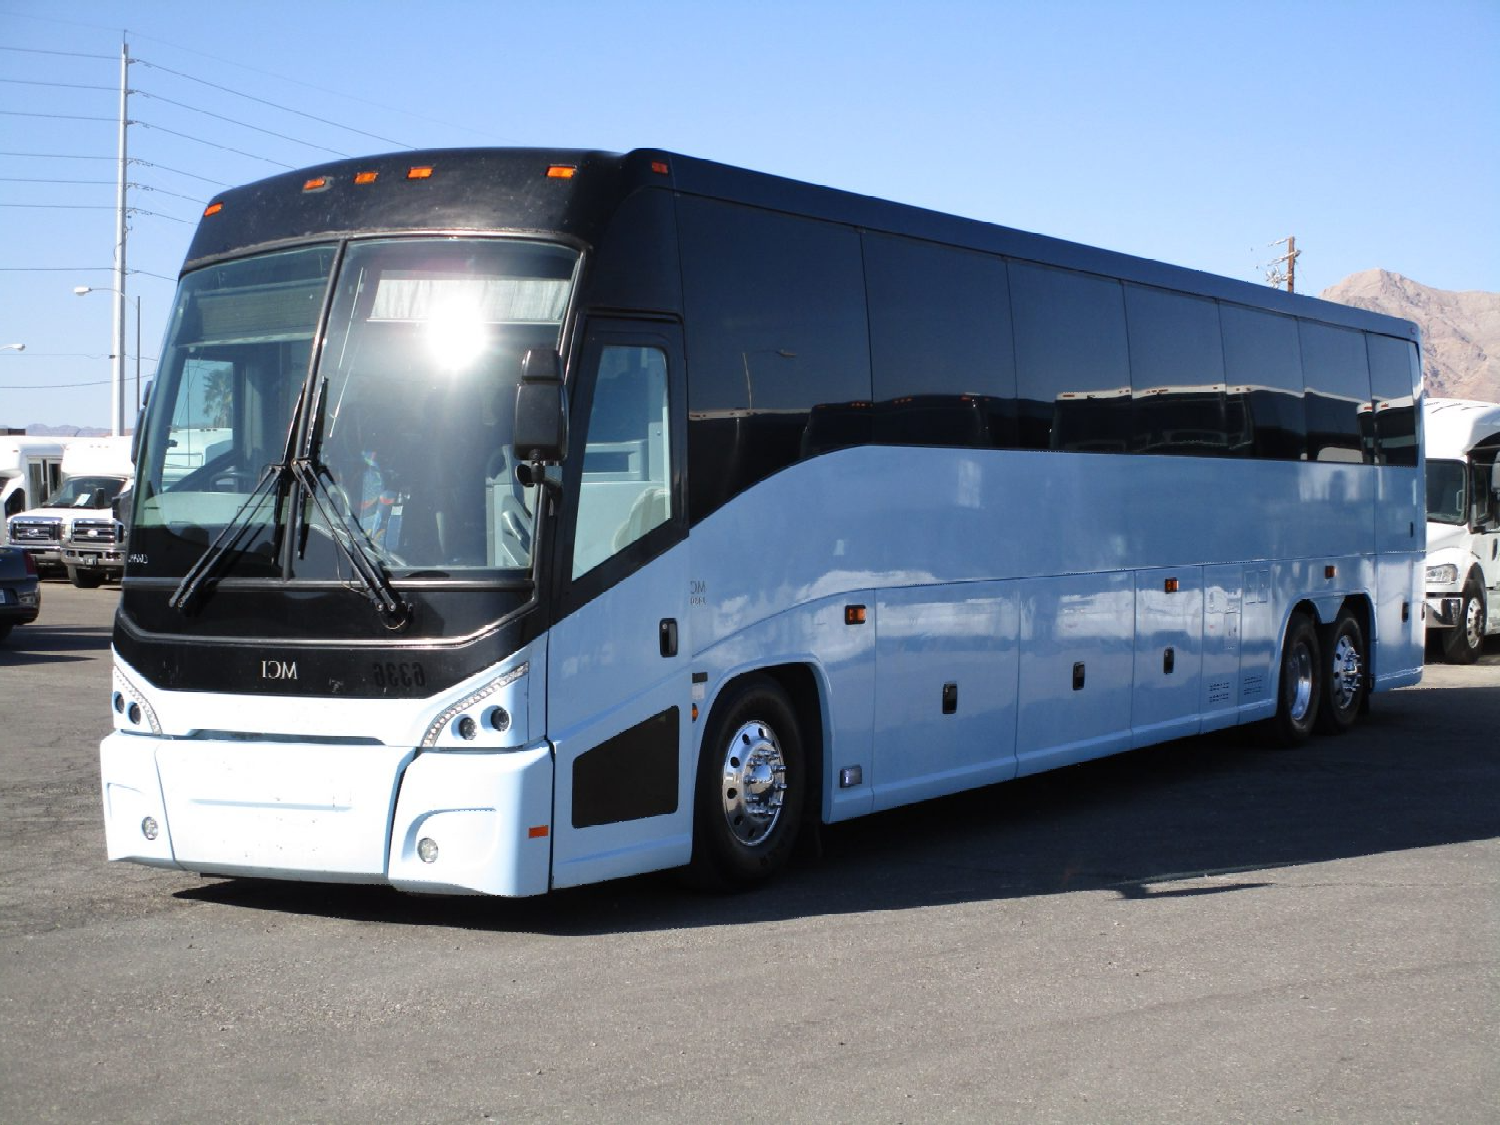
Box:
[187,146,1417,343]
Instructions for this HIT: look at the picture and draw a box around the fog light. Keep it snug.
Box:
[113,692,125,714]
[141,816,159,841]
[456,715,477,741]
[488,706,510,733]
[417,837,439,864]
[127,702,142,725]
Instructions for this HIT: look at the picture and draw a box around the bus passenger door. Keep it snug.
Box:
[545,321,692,889]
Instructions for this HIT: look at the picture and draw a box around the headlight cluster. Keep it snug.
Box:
[111,668,162,735]
[1425,563,1460,586]
[419,661,528,749]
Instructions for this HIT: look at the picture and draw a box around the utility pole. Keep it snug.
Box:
[1265,235,1300,293]
[111,35,130,437]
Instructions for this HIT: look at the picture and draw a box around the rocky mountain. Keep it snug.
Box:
[1320,270,1500,402]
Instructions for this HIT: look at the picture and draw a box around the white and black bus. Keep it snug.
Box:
[101,148,1425,896]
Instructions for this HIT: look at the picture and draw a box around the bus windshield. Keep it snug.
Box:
[1426,459,1467,525]
[132,237,579,582]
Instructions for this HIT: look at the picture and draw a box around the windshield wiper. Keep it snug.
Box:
[292,378,410,628]
[168,381,307,615]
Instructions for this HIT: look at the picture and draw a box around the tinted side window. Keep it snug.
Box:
[1009,262,1131,452]
[678,197,870,522]
[1299,321,1371,463]
[1220,304,1306,460]
[864,233,1017,448]
[1124,286,1237,456]
[1366,334,1420,467]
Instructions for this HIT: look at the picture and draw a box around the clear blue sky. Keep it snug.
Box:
[2,0,1497,430]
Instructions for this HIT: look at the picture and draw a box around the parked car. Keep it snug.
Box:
[0,544,41,642]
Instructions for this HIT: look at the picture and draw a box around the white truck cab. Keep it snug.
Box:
[1424,398,1500,662]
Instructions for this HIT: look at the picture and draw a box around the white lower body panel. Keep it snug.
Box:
[100,733,554,896]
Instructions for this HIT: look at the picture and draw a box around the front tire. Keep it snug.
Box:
[687,675,805,890]
[1316,609,1366,735]
[1439,581,1485,665]
[1270,611,1321,747]
[67,566,105,589]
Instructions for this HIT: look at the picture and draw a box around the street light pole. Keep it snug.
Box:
[74,287,141,426]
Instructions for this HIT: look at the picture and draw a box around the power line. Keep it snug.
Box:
[130,182,205,205]
[133,54,416,150]
[0,44,114,61]
[133,160,230,188]
[0,379,115,389]
[130,118,295,169]
[128,207,193,225]
[133,88,350,158]
[0,77,117,92]
[0,152,113,160]
[0,110,115,123]
[0,177,114,184]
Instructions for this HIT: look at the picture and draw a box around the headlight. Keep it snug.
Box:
[1426,563,1459,585]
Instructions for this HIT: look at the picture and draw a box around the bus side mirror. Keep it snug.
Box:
[513,348,568,466]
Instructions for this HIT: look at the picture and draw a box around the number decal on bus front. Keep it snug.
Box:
[372,661,426,689]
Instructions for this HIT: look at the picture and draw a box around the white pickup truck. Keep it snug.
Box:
[6,436,134,588]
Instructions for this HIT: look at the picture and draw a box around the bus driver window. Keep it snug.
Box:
[571,345,672,579]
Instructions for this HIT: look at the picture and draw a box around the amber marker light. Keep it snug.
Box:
[528,825,550,839]
[845,605,867,625]
[203,201,224,216]
[406,165,434,180]
[353,171,378,185]
[1325,565,1338,579]
[650,160,670,175]
[546,164,577,179]
[1164,577,1180,593]
[302,176,328,192]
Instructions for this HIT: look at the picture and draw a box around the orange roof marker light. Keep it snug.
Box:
[406,165,435,180]
[302,176,329,193]
[203,201,224,217]
[650,160,670,175]
[353,171,378,185]
[546,164,577,180]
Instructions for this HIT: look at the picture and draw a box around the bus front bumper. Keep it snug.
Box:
[100,733,554,897]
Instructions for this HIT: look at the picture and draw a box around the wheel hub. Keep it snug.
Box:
[720,721,786,847]
[1284,641,1314,722]
[1330,632,1363,711]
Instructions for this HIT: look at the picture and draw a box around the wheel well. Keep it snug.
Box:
[751,663,825,827]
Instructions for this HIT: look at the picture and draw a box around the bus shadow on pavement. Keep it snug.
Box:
[176,680,1500,935]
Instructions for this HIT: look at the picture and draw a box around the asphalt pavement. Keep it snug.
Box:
[1,579,1497,1124]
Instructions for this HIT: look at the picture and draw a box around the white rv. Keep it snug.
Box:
[0,436,69,544]
[7,436,134,587]
[1424,398,1500,662]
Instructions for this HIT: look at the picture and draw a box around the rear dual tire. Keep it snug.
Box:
[1270,607,1367,746]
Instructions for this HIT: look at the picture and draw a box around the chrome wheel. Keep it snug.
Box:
[1328,630,1363,713]
[719,719,787,847]
[1283,637,1315,723]
[1463,594,1484,651]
